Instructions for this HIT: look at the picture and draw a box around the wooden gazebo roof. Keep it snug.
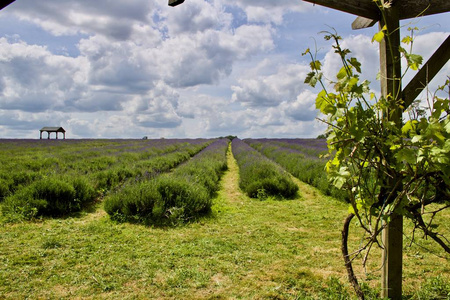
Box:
[40,127,66,133]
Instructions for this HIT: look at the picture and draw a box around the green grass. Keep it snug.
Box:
[0,149,449,299]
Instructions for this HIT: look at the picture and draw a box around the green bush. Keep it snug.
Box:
[0,178,12,201]
[232,139,298,199]
[239,161,298,199]
[71,177,97,205]
[244,140,348,202]
[157,175,211,218]
[11,171,40,190]
[2,176,97,219]
[104,181,160,222]
[94,169,120,190]
[28,178,77,216]
[104,139,229,225]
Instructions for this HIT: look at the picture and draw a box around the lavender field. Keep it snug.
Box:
[1,138,448,299]
[0,137,339,223]
[0,138,213,221]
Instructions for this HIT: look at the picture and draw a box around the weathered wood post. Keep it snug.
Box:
[379,5,403,300]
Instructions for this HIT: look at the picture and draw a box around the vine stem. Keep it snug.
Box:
[342,213,365,300]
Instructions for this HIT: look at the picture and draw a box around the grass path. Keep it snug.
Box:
[0,146,449,299]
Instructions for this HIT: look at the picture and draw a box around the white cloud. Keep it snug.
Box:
[165,0,232,35]
[0,37,88,112]
[282,90,317,122]
[10,0,154,39]
[0,0,448,139]
[223,0,310,24]
[231,62,310,107]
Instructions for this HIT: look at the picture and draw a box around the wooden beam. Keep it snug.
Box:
[382,215,404,300]
[402,35,450,109]
[379,5,404,300]
[303,0,449,21]
[302,0,380,20]
[166,0,450,19]
[168,0,185,7]
[0,0,15,10]
[397,0,450,20]
[352,16,377,30]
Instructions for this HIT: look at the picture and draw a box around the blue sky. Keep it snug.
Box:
[0,0,448,139]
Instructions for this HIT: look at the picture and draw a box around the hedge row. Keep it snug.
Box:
[231,138,298,199]
[104,139,229,225]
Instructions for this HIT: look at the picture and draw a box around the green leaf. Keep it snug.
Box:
[401,120,418,135]
[444,118,450,134]
[372,25,386,43]
[405,53,423,71]
[402,36,413,45]
[310,60,322,71]
[315,91,336,115]
[411,135,423,143]
[336,66,348,80]
[347,57,361,73]
[395,148,416,164]
[348,205,356,215]
[304,71,320,87]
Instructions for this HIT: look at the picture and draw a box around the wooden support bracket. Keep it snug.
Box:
[402,34,450,110]
[0,0,15,10]
[352,16,377,30]
[168,0,185,7]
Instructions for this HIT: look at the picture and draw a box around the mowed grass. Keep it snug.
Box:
[1,148,449,299]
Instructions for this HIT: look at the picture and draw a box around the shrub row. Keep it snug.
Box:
[2,176,96,220]
[244,139,347,201]
[104,139,229,225]
[0,139,213,220]
[231,138,298,199]
[0,140,211,199]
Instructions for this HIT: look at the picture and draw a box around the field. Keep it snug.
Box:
[0,139,449,299]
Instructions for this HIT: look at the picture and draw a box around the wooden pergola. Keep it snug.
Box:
[299,2,448,299]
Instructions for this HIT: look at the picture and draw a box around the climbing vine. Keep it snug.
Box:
[303,4,450,297]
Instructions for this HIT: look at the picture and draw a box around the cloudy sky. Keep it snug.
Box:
[0,0,448,139]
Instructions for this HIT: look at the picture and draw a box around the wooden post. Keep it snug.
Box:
[379,5,403,300]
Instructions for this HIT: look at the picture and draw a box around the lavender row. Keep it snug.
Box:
[232,138,298,199]
[0,139,214,220]
[245,138,328,158]
[244,139,347,201]
[104,139,229,225]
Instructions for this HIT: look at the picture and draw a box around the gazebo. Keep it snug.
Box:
[39,127,66,140]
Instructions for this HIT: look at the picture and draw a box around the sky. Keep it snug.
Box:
[0,0,448,139]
